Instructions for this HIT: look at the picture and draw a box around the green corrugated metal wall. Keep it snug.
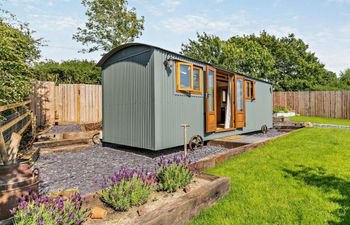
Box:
[153,49,273,150]
[102,45,273,151]
[102,46,156,149]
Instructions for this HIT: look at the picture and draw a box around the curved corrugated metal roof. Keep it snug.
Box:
[97,42,273,85]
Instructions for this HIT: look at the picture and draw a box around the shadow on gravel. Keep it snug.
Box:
[103,142,185,158]
[283,165,350,225]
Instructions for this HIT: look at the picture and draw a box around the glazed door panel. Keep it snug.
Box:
[235,75,245,128]
[205,66,217,132]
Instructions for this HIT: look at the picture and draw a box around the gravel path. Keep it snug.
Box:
[48,124,81,133]
[313,123,350,129]
[249,128,287,138]
[36,145,227,195]
[36,129,285,195]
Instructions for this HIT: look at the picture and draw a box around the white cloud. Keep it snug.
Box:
[28,14,83,31]
[161,0,181,12]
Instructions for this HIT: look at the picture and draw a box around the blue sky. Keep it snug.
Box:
[2,0,350,74]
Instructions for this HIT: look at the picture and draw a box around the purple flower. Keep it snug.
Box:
[77,218,81,224]
[69,212,75,220]
[49,209,54,215]
[19,201,28,208]
[39,221,44,225]
[56,217,62,223]
[9,208,16,215]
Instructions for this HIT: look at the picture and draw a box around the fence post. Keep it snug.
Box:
[77,85,81,124]
[0,131,8,164]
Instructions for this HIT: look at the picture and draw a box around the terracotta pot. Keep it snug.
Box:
[0,162,39,222]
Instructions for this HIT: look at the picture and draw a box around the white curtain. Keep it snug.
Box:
[224,78,232,128]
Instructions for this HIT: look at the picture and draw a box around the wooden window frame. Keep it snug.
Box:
[192,66,203,95]
[245,80,256,100]
[176,61,203,94]
[176,62,193,92]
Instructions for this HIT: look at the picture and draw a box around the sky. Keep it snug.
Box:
[2,0,350,74]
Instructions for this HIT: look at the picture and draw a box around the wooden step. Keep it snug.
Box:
[33,137,91,148]
[40,143,91,154]
[37,130,98,141]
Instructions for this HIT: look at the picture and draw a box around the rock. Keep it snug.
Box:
[137,205,145,216]
[183,185,191,193]
[303,122,313,128]
[90,207,107,219]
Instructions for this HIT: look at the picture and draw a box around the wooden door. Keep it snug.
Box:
[235,75,245,128]
[231,76,235,127]
[205,66,217,132]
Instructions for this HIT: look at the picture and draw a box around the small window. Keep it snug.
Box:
[176,62,202,94]
[245,80,256,100]
[192,66,203,94]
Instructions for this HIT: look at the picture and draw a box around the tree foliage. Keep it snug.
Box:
[73,0,144,53]
[181,32,341,91]
[339,68,350,86]
[33,60,101,84]
[0,8,42,105]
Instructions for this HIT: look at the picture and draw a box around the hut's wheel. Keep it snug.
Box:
[189,135,204,151]
[261,125,268,134]
[92,133,101,145]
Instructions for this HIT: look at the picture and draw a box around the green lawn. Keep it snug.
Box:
[190,128,350,225]
[290,116,350,126]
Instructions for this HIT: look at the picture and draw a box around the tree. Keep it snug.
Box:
[73,0,144,53]
[181,32,277,83]
[247,31,336,91]
[0,8,42,105]
[181,31,337,91]
[222,36,276,80]
[34,60,101,84]
[339,68,350,86]
[181,33,225,66]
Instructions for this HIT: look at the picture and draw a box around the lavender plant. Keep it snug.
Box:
[100,167,156,211]
[10,189,89,225]
[156,155,193,193]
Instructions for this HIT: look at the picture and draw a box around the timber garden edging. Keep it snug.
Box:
[83,173,230,225]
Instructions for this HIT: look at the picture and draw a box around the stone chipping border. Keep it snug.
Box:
[313,123,350,129]
[36,129,286,195]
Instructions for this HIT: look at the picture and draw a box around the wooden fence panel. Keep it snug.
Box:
[32,82,102,126]
[273,91,350,120]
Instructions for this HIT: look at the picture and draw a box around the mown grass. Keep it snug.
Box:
[190,128,350,225]
[290,116,350,126]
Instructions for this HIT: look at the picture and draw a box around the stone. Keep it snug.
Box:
[90,207,107,219]
[137,205,145,216]
[183,185,191,193]
[303,122,313,127]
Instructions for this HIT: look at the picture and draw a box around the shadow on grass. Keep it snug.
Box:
[283,165,350,225]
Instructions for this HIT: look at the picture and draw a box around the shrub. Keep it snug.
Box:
[156,156,193,193]
[11,189,89,225]
[273,106,292,113]
[100,168,156,211]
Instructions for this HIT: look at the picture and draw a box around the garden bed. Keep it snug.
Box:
[36,129,287,195]
[84,173,230,225]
